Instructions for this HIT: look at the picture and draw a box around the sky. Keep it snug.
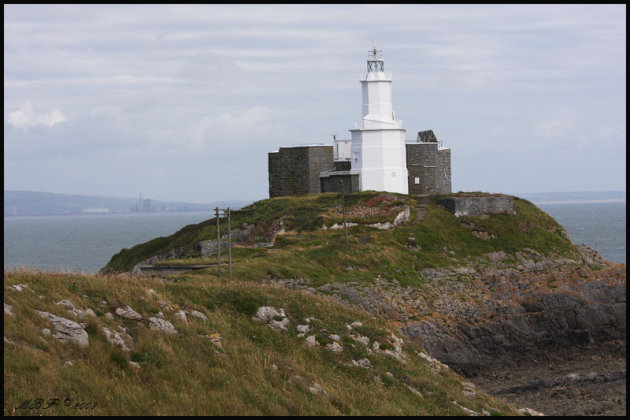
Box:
[4,4,626,203]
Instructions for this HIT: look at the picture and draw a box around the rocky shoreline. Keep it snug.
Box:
[264,245,626,416]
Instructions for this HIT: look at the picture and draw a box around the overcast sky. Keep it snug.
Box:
[4,4,626,203]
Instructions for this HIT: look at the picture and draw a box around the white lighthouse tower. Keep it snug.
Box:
[349,48,408,194]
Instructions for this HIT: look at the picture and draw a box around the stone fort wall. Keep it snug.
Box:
[436,195,515,217]
[269,146,334,198]
[437,149,451,194]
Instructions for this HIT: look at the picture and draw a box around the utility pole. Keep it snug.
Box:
[215,207,221,278]
[227,207,232,281]
[340,179,349,247]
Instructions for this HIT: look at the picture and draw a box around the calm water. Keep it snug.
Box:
[3,202,626,274]
[4,212,211,274]
[537,202,625,264]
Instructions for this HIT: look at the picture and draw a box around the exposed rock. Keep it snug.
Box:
[452,400,479,416]
[56,299,76,310]
[188,310,208,321]
[105,312,114,320]
[352,358,372,369]
[288,375,328,396]
[405,384,423,398]
[174,310,188,324]
[129,361,141,369]
[85,308,96,317]
[305,335,319,347]
[4,303,14,316]
[328,334,341,342]
[199,333,222,348]
[350,334,370,346]
[41,328,51,336]
[115,305,143,320]
[518,407,545,416]
[36,311,89,348]
[148,317,177,335]
[269,317,290,331]
[308,382,328,396]
[102,326,132,352]
[157,300,171,311]
[8,284,31,292]
[296,324,310,337]
[462,381,476,397]
[253,306,285,322]
[326,341,343,353]
[253,306,290,330]
[56,300,89,319]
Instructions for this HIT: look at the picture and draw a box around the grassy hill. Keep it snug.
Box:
[101,191,581,284]
[4,269,520,416]
[6,191,582,415]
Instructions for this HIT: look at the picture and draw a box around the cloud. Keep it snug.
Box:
[533,118,572,138]
[6,101,67,130]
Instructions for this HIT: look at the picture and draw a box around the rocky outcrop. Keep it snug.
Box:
[148,317,177,335]
[115,305,143,320]
[266,246,625,375]
[36,311,89,348]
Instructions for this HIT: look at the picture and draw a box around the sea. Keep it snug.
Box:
[3,202,626,274]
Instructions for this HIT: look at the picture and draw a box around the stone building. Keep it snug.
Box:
[268,49,452,198]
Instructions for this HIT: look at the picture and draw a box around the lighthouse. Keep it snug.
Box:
[349,48,409,194]
[268,48,451,199]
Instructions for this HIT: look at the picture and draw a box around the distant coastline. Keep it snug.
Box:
[530,198,626,205]
[4,190,253,217]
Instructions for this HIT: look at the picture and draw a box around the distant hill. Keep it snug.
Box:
[3,190,252,217]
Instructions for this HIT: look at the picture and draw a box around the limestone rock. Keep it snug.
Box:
[452,400,478,416]
[41,328,51,336]
[462,381,476,397]
[326,341,343,353]
[350,334,370,346]
[269,317,290,331]
[56,299,76,310]
[305,335,319,347]
[115,305,143,320]
[4,303,14,317]
[405,384,423,398]
[199,333,222,348]
[253,306,290,331]
[253,306,285,322]
[8,284,31,292]
[36,311,89,348]
[352,358,372,369]
[174,310,188,324]
[188,310,208,321]
[308,382,328,396]
[148,317,177,335]
[102,326,132,352]
[518,407,545,416]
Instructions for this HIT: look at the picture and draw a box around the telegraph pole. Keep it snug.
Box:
[215,207,221,278]
[340,179,349,247]
[227,207,232,281]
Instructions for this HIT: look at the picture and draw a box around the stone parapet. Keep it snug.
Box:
[436,195,515,217]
